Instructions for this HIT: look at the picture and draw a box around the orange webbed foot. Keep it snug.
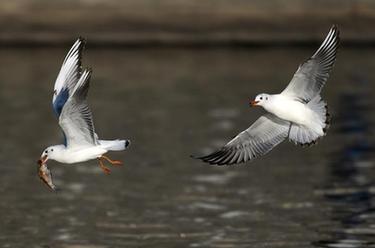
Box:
[101,155,123,166]
[98,158,111,174]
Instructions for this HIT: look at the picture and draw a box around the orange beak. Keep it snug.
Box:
[250,100,259,107]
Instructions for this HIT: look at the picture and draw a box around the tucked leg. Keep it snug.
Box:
[98,157,111,174]
[101,155,123,166]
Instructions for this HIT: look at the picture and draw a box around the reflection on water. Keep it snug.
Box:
[0,47,374,247]
[314,78,375,248]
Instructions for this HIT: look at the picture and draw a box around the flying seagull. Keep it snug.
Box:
[38,38,130,190]
[195,25,340,165]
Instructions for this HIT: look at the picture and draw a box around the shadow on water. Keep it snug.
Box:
[313,76,375,248]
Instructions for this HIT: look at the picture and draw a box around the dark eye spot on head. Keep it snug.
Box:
[266,97,268,100]
[260,97,263,100]
[51,149,54,152]
[45,150,48,154]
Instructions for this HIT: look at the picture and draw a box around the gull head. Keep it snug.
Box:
[250,93,270,107]
[38,145,64,164]
[37,145,64,191]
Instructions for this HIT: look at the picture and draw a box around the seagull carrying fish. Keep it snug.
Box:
[195,25,340,165]
[38,38,130,190]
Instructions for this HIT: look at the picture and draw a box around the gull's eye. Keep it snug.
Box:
[51,149,54,152]
[266,97,268,100]
[260,97,263,100]
[45,150,48,154]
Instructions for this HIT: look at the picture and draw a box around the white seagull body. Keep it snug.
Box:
[196,25,340,165]
[38,38,130,190]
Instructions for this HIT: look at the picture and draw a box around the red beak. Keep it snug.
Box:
[38,155,48,165]
[250,100,259,107]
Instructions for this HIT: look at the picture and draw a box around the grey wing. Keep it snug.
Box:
[281,25,340,102]
[196,114,290,165]
[59,69,97,148]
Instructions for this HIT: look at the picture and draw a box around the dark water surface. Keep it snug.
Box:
[0,47,374,247]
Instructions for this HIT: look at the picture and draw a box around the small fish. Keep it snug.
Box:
[37,159,56,191]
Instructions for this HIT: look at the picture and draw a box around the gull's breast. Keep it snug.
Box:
[60,146,107,164]
[266,97,313,126]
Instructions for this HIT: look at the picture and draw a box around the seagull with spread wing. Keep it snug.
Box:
[38,38,130,190]
[195,25,340,165]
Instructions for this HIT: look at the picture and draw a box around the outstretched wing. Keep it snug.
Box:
[52,38,85,117]
[59,69,97,148]
[195,114,290,165]
[281,25,340,102]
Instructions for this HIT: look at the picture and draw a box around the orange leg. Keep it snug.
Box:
[101,155,123,166]
[98,157,111,174]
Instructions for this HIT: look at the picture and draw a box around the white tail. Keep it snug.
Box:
[306,95,329,129]
[99,139,130,151]
[289,124,322,146]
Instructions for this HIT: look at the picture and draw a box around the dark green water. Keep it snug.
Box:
[0,46,374,247]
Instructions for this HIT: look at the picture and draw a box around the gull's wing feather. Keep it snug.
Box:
[52,38,85,116]
[195,114,290,165]
[281,25,340,102]
[59,69,97,148]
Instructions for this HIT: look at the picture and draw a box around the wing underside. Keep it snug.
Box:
[281,25,340,102]
[59,69,97,148]
[196,114,290,165]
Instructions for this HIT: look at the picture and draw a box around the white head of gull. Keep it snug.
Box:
[38,38,130,190]
[196,25,340,165]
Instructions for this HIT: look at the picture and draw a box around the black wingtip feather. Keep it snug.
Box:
[77,36,87,47]
[193,148,249,166]
[193,149,228,166]
[78,36,86,42]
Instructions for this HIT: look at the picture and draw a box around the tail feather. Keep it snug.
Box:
[323,104,331,134]
[289,95,330,146]
[307,95,330,130]
[289,125,321,147]
[99,139,130,151]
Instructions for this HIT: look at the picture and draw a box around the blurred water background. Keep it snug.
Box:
[0,1,375,248]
